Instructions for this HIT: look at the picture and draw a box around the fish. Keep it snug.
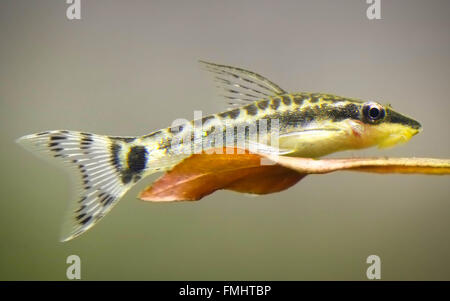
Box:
[16,61,422,241]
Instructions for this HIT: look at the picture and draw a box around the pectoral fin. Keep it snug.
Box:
[280,127,342,139]
[246,140,295,156]
[278,128,347,157]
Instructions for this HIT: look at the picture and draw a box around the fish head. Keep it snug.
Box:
[355,102,422,149]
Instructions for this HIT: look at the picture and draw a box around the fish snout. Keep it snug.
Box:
[387,109,422,132]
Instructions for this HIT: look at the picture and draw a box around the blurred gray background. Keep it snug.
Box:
[0,0,449,280]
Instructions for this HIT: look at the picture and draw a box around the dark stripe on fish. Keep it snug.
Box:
[245,104,258,116]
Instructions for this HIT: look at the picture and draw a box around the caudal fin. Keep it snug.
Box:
[17,130,140,241]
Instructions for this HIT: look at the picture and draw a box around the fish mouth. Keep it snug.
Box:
[408,125,421,137]
[409,120,422,131]
[412,127,421,136]
[375,108,421,149]
[377,126,420,149]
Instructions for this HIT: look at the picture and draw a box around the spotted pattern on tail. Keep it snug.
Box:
[17,130,143,241]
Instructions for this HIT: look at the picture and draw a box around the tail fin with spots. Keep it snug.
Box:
[16,130,149,241]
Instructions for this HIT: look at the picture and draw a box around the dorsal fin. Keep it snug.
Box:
[199,60,287,107]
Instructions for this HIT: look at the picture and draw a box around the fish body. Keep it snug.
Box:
[135,92,420,168]
[17,61,421,241]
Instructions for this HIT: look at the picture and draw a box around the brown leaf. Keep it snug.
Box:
[139,147,450,202]
[139,148,305,202]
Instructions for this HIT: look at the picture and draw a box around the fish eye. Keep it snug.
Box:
[363,103,385,123]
